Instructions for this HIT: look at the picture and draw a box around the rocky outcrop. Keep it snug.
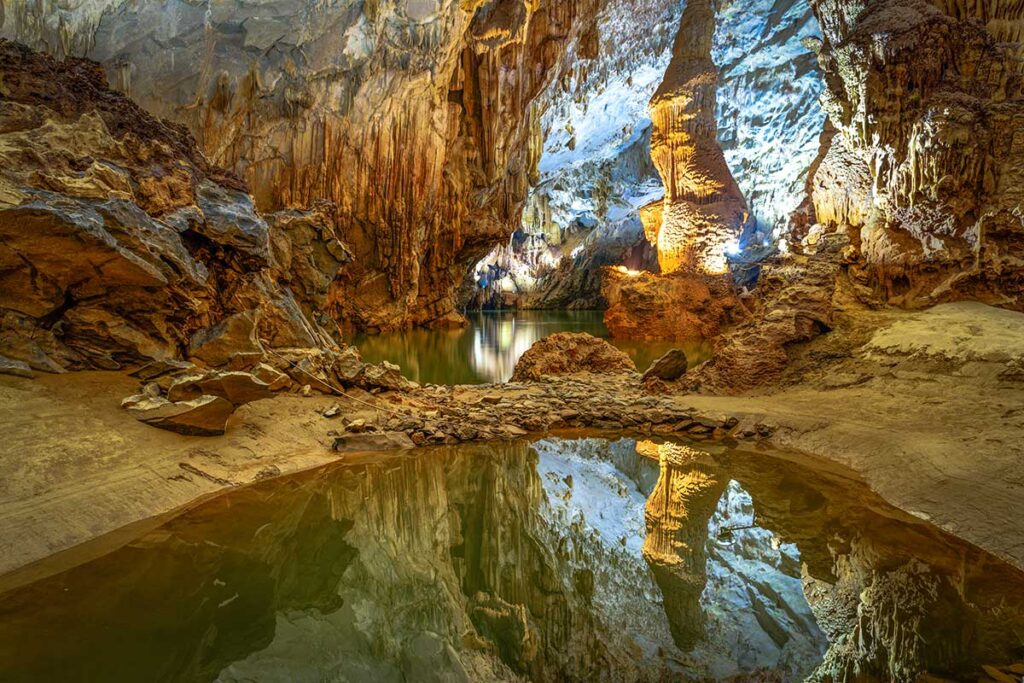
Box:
[1,1,597,331]
[681,233,848,393]
[0,41,346,373]
[805,0,1024,309]
[603,267,748,342]
[510,332,636,382]
[642,349,689,382]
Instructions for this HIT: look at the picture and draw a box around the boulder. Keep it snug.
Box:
[251,363,292,391]
[166,371,273,407]
[331,346,366,384]
[122,393,235,436]
[642,349,689,382]
[333,431,416,453]
[511,333,637,382]
[188,311,262,368]
[359,361,408,391]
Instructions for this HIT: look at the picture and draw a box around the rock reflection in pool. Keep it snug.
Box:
[353,310,710,385]
[1,438,1023,682]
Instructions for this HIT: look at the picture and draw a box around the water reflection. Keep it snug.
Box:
[353,311,711,385]
[1,438,1023,683]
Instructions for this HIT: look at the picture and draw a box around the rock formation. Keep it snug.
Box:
[805,0,1024,308]
[646,0,751,276]
[510,332,636,382]
[1,0,598,330]
[641,442,728,650]
[0,41,351,373]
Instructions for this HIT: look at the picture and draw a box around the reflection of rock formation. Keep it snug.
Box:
[722,447,1024,683]
[4,437,1023,681]
[647,0,751,276]
[641,442,727,650]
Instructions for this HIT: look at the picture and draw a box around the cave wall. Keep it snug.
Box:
[0,0,593,331]
[806,0,1024,307]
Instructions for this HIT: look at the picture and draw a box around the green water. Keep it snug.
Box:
[353,310,711,385]
[2,436,1022,683]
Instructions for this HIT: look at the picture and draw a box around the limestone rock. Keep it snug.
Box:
[0,41,346,371]
[603,268,747,342]
[642,349,690,382]
[188,312,262,369]
[512,333,637,382]
[251,363,292,392]
[166,371,273,407]
[358,361,408,392]
[123,394,235,437]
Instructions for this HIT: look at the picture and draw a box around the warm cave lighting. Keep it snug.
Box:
[614,265,642,277]
[725,239,742,257]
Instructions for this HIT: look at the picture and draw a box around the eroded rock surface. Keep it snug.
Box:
[510,333,637,382]
[0,41,344,373]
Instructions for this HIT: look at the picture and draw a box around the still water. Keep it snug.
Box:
[1,437,1022,682]
[353,311,711,385]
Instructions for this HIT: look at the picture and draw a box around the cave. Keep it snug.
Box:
[1,0,1024,681]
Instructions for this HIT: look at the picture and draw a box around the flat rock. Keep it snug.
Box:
[333,431,416,453]
[166,371,273,407]
[643,348,689,381]
[124,394,235,436]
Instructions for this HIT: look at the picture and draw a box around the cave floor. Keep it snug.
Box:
[1,302,1022,591]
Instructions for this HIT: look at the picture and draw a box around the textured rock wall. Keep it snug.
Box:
[1,0,591,330]
[714,0,826,242]
[806,0,1024,308]
[0,40,344,371]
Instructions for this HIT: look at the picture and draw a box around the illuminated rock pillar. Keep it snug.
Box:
[641,442,727,650]
[648,0,750,275]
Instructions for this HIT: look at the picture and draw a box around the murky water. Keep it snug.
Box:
[2,437,1023,682]
[353,310,711,385]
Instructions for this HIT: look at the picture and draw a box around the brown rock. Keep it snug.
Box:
[602,269,746,342]
[166,371,273,407]
[251,363,292,391]
[123,394,235,436]
[512,333,637,382]
[188,312,262,368]
[642,349,690,382]
[0,355,34,378]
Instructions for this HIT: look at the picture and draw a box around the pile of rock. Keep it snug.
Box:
[120,346,414,436]
[510,332,637,382]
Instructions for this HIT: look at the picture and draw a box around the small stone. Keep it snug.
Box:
[167,370,273,407]
[301,384,313,397]
[322,404,342,418]
[0,354,34,378]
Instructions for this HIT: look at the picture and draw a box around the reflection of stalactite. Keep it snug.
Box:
[640,441,727,650]
[647,0,750,275]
